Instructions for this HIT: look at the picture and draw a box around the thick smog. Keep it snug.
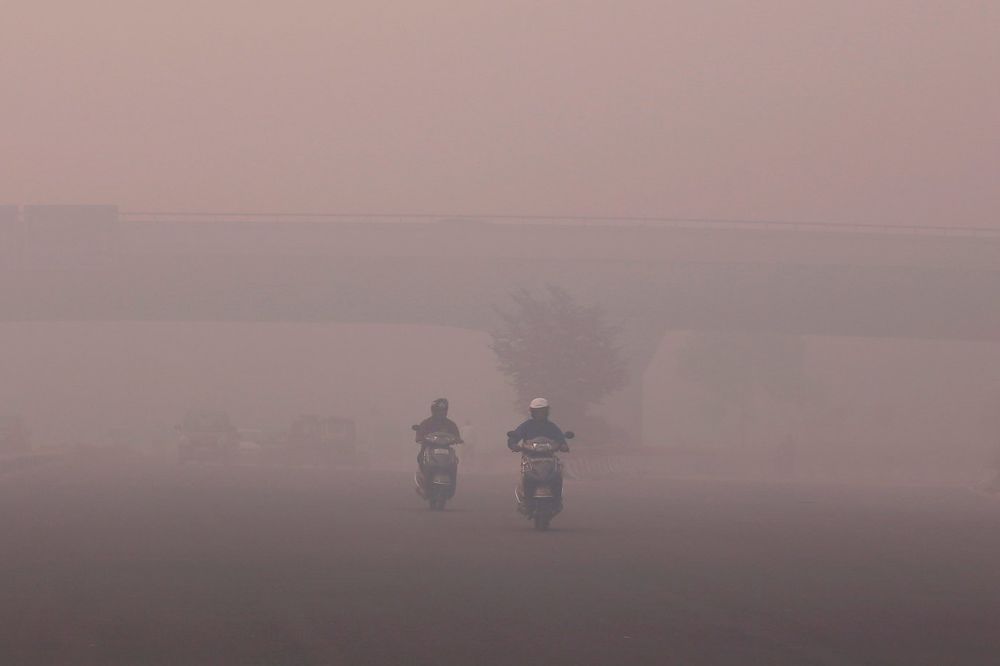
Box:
[2,2,1000,665]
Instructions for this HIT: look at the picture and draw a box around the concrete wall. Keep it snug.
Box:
[642,332,1000,477]
[21,205,118,270]
[0,206,19,270]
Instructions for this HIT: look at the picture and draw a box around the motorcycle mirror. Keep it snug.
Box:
[564,431,575,439]
[506,431,517,438]
[411,425,420,431]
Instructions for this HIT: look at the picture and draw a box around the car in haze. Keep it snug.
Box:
[273,414,361,466]
[176,410,239,464]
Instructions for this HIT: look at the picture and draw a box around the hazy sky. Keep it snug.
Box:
[2,1,997,225]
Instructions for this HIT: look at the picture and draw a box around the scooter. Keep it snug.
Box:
[412,426,461,510]
[510,431,574,530]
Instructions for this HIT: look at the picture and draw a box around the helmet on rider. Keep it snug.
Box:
[529,397,549,420]
[431,398,449,418]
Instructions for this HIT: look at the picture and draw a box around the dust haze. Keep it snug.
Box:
[2,3,1000,665]
[3,1,999,225]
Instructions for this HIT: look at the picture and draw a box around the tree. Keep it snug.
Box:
[490,285,627,424]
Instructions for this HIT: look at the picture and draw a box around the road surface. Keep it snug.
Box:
[2,456,999,665]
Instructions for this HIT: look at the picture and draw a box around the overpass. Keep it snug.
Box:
[3,206,1000,442]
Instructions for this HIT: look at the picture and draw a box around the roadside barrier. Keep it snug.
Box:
[563,454,656,481]
[0,450,64,473]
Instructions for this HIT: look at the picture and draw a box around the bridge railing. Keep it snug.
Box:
[119,211,1000,238]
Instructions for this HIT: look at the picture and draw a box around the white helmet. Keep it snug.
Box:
[529,398,549,409]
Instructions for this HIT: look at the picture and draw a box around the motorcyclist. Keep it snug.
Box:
[507,398,568,452]
[415,398,461,467]
[508,398,569,508]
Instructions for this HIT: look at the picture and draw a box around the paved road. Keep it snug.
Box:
[2,457,999,665]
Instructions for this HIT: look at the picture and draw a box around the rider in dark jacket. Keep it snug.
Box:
[415,398,461,466]
[508,398,569,508]
[507,398,568,451]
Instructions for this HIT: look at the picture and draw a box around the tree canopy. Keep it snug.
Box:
[490,286,626,422]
